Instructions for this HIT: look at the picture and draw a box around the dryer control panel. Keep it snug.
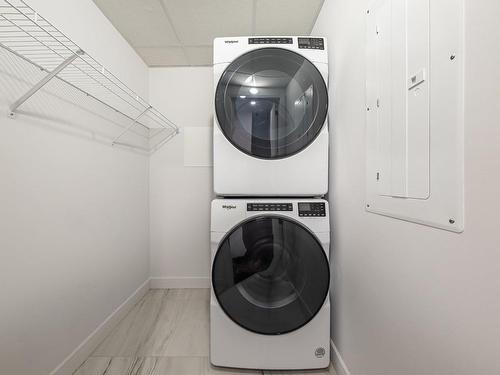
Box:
[298,37,324,50]
[247,203,293,211]
[248,37,293,44]
[298,202,326,217]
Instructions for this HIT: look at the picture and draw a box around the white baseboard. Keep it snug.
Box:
[150,276,210,289]
[330,339,352,375]
[49,278,151,375]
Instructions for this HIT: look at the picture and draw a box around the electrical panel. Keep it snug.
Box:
[365,0,464,232]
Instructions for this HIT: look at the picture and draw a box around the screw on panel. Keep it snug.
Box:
[449,218,455,224]
[450,54,456,60]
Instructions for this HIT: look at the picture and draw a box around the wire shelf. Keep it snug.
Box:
[0,0,179,152]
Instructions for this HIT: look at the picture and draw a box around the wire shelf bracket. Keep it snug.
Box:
[0,0,180,152]
[8,49,83,117]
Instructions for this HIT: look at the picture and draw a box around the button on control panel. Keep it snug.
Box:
[249,37,293,45]
[298,202,326,217]
[298,37,324,50]
[247,203,293,212]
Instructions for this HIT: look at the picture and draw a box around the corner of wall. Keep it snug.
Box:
[330,340,352,375]
[49,279,151,375]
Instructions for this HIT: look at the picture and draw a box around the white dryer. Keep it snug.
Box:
[210,198,330,370]
[213,37,329,196]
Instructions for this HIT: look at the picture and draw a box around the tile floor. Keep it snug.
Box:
[74,289,336,375]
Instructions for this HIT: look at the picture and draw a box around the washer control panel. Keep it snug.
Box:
[247,203,293,211]
[298,37,324,50]
[249,37,293,45]
[298,202,326,217]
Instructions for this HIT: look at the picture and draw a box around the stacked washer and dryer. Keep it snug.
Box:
[210,36,330,371]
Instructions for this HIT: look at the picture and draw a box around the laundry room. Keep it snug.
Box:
[0,0,499,374]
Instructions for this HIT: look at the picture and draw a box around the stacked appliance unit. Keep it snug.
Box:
[211,36,330,370]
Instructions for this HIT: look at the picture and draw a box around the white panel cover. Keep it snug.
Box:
[366,0,464,232]
[367,0,430,199]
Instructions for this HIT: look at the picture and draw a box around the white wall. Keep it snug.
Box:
[313,1,500,374]
[0,1,150,374]
[149,67,214,288]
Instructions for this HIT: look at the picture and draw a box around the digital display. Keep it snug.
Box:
[298,203,311,211]
[298,202,326,217]
[298,38,324,50]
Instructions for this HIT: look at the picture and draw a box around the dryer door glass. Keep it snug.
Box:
[215,48,328,159]
[212,216,330,335]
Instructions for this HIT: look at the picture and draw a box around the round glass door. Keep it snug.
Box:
[215,48,328,159]
[212,216,330,335]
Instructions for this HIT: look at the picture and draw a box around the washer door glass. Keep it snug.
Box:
[212,216,330,335]
[215,48,328,159]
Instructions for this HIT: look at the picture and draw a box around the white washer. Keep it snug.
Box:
[213,37,329,196]
[210,198,330,370]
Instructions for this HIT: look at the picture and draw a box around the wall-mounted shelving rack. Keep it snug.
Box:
[0,0,179,152]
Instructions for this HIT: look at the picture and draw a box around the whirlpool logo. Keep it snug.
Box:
[222,205,237,210]
[224,40,239,44]
[315,347,326,358]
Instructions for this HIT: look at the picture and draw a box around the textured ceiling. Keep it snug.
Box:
[92,0,325,66]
